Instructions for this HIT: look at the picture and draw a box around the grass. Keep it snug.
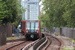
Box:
[62,47,74,50]
[58,32,60,35]
[67,38,75,43]
[67,38,73,41]
[7,37,18,40]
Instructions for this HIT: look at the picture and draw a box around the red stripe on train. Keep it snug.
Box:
[24,20,27,37]
[39,20,40,38]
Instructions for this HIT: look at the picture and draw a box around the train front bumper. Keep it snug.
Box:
[26,33,39,39]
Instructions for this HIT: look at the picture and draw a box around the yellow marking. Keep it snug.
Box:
[73,40,74,43]
[13,22,15,24]
[12,37,14,39]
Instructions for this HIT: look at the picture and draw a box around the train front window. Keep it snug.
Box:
[35,22,39,30]
[31,22,34,30]
[26,22,30,30]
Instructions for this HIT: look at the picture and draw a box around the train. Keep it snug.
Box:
[21,20,41,39]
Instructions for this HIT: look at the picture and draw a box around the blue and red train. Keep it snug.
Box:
[21,20,41,39]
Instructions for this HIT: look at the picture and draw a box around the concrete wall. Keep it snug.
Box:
[73,29,75,38]
[55,27,60,34]
[55,27,75,39]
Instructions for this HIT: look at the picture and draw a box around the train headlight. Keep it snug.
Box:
[30,35,34,38]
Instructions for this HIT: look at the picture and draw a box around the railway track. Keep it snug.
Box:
[0,33,45,50]
[41,34,62,50]
[43,37,52,50]
[5,40,35,50]
[5,38,40,50]
[0,38,26,50]
[1,33,62,50]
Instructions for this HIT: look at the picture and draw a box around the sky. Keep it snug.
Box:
[21,2,23,7]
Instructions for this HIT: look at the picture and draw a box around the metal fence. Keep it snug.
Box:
[55,27,75,39]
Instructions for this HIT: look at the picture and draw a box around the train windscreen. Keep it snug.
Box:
[35,22,39,30]
[31,22,34,30]
[26,21,39,31]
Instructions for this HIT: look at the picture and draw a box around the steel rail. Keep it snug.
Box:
[5,41,26,50]
[44,37,52,50]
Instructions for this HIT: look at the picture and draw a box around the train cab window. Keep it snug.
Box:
[31,22,34,30]
[35,22,39,30]
[26,22,30,30]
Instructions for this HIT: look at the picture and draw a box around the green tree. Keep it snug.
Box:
[63,0,75,27]
[14,1,26,28]
[0,0,24,24]
[14,14,22,28]
[39,0,75,34]
[0,0,7,22]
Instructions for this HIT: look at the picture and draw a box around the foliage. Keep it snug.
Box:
[63,0,75,27]
[0,0,24,25]
[0,0,6,22]
[14,15,22,28]
[39,0,75,28]
[58,32,60,35]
